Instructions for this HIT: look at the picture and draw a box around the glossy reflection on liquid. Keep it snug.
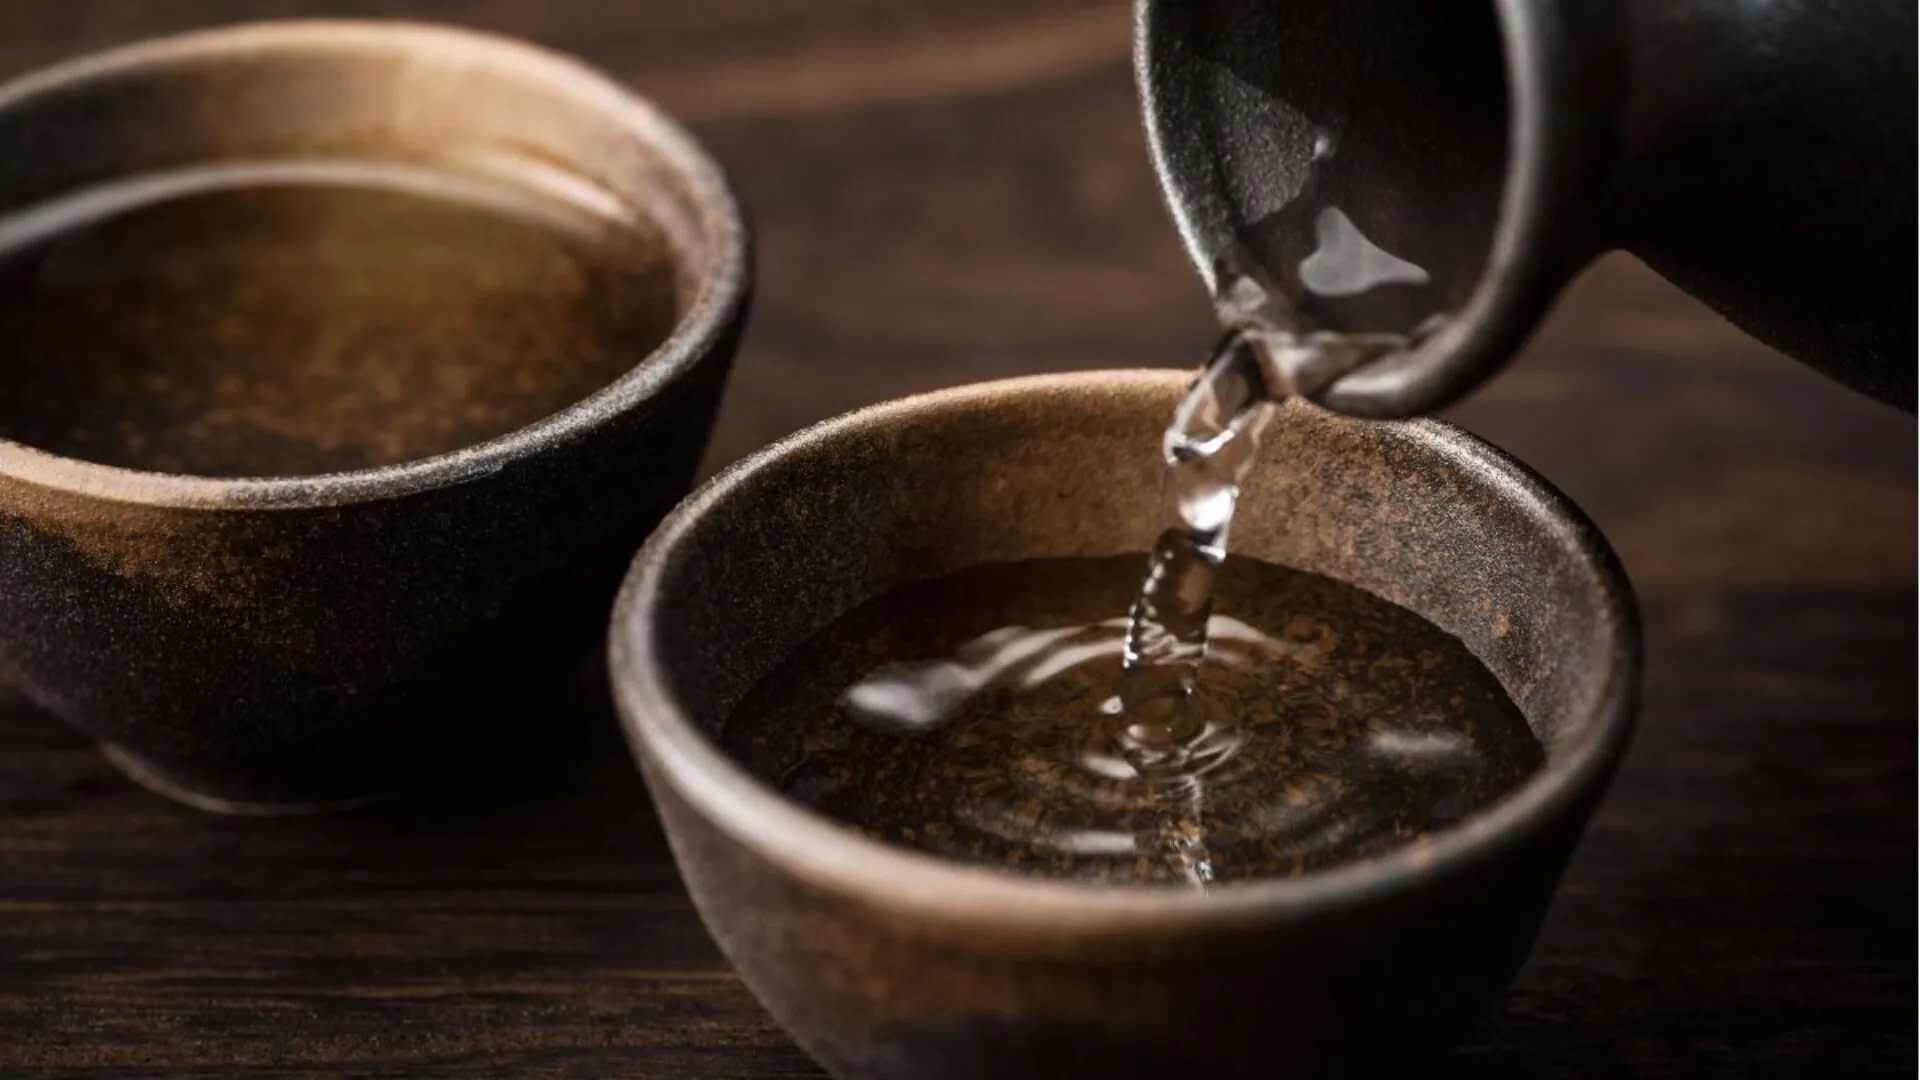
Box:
[720,556,1544,888]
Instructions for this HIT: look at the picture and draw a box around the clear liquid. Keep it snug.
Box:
[1112,334,1278,881]
[720,556,1543,887]
[0,159,679,477]
[722,297,1542,887]
[1108,123,1457,878]
[1117,336,1271,770]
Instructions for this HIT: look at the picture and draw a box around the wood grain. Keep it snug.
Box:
[0,1,1912,1076]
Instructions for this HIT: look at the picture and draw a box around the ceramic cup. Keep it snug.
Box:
[0,21,749,812]
[611,371,1639,1079]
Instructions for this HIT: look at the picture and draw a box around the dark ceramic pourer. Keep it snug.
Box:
[611,371,1641,1080]
[0,22,749,812]
[1138,0,1917,416]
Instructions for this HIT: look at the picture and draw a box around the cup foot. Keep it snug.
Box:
[98,743,411,816]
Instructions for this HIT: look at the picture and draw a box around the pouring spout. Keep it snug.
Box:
[1138,0,1917,416]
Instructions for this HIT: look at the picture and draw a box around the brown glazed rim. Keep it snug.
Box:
[0,20,749,510]
[612,370,1641,936]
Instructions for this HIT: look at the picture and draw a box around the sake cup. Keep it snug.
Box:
[610,370,1638,1079]
[0,21,749,812]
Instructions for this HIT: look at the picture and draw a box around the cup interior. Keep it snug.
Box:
[615,370,1637,918]
[0,21,745,492]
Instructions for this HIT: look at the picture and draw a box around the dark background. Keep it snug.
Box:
[0,2,1913,1076]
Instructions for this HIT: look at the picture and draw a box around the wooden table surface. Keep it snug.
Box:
[0,2,1913,1076]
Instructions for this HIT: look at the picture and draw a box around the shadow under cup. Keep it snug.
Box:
[612,371,1639,1080]
[0,22,748,811]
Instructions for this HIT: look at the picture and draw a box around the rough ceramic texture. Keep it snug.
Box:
[611,371,1641,1080]
[1137,0,1917,414]
[0,22,750,810]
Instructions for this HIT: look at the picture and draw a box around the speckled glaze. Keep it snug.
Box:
[0,22,750,811]
[611,371,1640,1079]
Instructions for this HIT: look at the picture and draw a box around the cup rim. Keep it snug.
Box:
[611,370,1641,936]
[0,19,749,510]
